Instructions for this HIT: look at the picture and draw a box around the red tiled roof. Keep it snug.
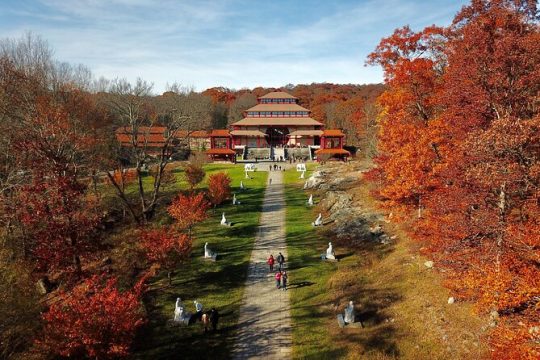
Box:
[246,103,309,112]
[230,130,267,137]
[206,148,236,155]
[231,117,323,126]
[175,130,209,138]
[315,148,351,155]
[209,129,231,137]
[115,126,166,134]
[259,91,297,99]
[322,129,345,137]
[116,133,167,146]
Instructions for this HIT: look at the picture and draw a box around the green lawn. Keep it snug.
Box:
[283,165,345,359]
[133,163,267,359]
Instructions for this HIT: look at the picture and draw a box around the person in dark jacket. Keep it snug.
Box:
[209,307,219,331]
[277,252,285,271]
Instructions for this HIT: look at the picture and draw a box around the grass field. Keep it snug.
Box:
[285,161,488,359]
[133,163,267,359]
[283,165,345,359]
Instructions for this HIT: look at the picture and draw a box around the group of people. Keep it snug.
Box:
[267,252,288,290]
[269,164,284,171]
[174,298,220,333]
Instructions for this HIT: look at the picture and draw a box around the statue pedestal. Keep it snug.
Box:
[337,314,346,328]
[321,254,338,262]
[204,253,218,261]
[337,314,363,328]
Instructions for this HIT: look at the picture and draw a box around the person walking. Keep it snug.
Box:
[267,254,275,272]
[269,177,272,185]
[277,252,285,271]
[281,271,288,291]
[275,271,282,289]
[269,165,272,172]
[209,307,219,332]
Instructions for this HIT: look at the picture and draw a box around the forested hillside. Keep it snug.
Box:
[366,1,539,357]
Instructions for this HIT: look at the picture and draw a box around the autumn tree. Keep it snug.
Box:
[140,228,191,284]
[38,275,146,359]
[368,0,540,356]
[168,192,210,238]
[103,79,183,223]
[184,164,206,190]
[207,172,232,208]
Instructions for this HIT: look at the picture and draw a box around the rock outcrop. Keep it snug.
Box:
[309,162,392,246]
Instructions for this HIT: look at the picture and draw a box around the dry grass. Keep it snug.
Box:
[288,160,489,359]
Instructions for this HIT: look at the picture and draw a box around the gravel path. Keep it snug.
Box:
[231,169,292,359]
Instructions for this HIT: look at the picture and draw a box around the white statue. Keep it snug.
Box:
[312,213,322,226]
[232,193,241,205]
[174,298,186,322]
[307,194,314,206]
[204,242,217,260]
[194,300,203,313]
[220,212,230,226]
[344,301,355,324]
[240,181,244,190]
[303,181,308,190]
[245,171,250,179]
[326,242,336,260]
[300,171,305,179]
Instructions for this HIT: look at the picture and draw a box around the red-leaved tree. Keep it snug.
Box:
[168,192,210,238]
[184,163,206,190]
[16,176,99,279]
[140,228,191,284]
[207,172,231,208]
[38,275,146,359]
[368,1,540,357]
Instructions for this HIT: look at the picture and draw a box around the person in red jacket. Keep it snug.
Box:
[267,254,275,272]
[275,271,282,289]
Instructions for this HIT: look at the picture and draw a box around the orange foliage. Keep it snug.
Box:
[140,228,191,284]
[38,275,145,359]
[369,1,540,356]
[207,172,231,207]
[167,192,210,233]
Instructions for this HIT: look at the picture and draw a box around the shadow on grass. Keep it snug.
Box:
[132,165,268,360]
[283,167,403,358]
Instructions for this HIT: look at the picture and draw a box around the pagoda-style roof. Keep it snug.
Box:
[315,148,351,155]
[259,91,297,99]
[288,130,324,136]
[206,148,236,155]
[232,117,323,126]
[246,103,309,112]
[209,129,231,137]
[230,130,267,137]
[322,129,346,137]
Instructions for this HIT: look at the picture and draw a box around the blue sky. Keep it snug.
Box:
[1,0,468,93]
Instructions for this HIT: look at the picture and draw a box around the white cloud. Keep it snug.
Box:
[1,0,467,92]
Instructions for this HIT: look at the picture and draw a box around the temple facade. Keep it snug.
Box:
[115,91,350,162]
[209,91,350,161]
